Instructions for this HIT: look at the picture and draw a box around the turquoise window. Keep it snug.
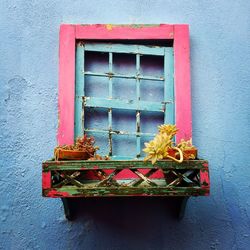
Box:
[75,42,174,159]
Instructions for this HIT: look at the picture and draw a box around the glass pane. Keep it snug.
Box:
[85,75,108,98]
[112,109,135,133]
[140,111,164,134]
[85,51,109,73]
[84,107,108,130]
[113,53,135,75]
[112,78,136,100]
[140,55,164,77]
[112,135,136,158]
[140,79,164,102]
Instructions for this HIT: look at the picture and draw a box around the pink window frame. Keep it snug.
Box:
[57,24,192,145]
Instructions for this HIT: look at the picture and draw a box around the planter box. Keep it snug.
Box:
[167,148,198,160]
[54,149,90,161]
[42,159,209,197]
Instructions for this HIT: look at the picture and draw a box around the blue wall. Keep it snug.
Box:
[1,1,249,249]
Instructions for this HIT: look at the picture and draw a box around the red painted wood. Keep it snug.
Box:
[200,163,210,196]
[46,189,70,198]
[174,25,192,142]
[75,24,174,39]
[42,171,51,189]
[57,25,76,145]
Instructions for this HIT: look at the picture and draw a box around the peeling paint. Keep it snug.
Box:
[106,24,113,30]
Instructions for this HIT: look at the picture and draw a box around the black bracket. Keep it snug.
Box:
[61,198,74,220]
[177,197,189,220]
[61,197,189,221]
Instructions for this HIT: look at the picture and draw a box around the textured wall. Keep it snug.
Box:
[0,1,250,249]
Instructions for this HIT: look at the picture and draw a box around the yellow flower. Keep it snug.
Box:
[143,133,173,164]
[158,124,178,139]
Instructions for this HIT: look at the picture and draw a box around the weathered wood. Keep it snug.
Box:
[58,23,192,148]
[42,160,209,198]
[75,24,174,40]
[84,42,166,56]
[83,96,166,112]
[84,71,165,81]
[96,169,121,187]
[44,186,207,197]
[84,128,155,138]
[53,171,81,188]
[164,47,174,124]
[129,168,158,187]
[43,160,208,171]
[130,169,158,187]
[75,43,85,138]
[174,25,192,142]
[58,25,76,145]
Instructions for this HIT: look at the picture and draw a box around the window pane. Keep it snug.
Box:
[85,75,108,98]
[113,53,135,75]
[85,51,109,72]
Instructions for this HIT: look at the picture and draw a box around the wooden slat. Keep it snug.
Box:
[75,24,174,40]
[43,186,206,197]
[84,128,155,137]
[164,47,174,124]
[108,52,113,156]
[83,97,166,112]
[84,71,164,81]
[58,25,76,145]
[75,43,85,138]
[43,160,208,171]
[174,25,192,142]
[84,42,166,55]
[136,54,141,158]
[42,171,51,189]
[200,162,210,196]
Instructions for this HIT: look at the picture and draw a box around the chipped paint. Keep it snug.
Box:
[106,24,113,30]
[44,189,71,197]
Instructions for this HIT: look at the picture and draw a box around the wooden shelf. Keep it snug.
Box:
[42,159,209,220]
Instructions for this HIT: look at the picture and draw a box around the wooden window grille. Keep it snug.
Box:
[75,42,174,159]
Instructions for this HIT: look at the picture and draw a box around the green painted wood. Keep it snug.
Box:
[75,43,85,138]
[84,42,166,56]
[43,160,208,171]
[84,71,164,81]
[84,96,166,112]
[44,186,207,197]
[164,47,174,124]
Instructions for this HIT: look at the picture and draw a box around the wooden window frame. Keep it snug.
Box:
[58,24,192,145]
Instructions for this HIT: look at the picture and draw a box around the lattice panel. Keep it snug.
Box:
[42,160,209,197]
[51,169,200,188]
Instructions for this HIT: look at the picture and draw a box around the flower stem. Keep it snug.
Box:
[166,147,183,163]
